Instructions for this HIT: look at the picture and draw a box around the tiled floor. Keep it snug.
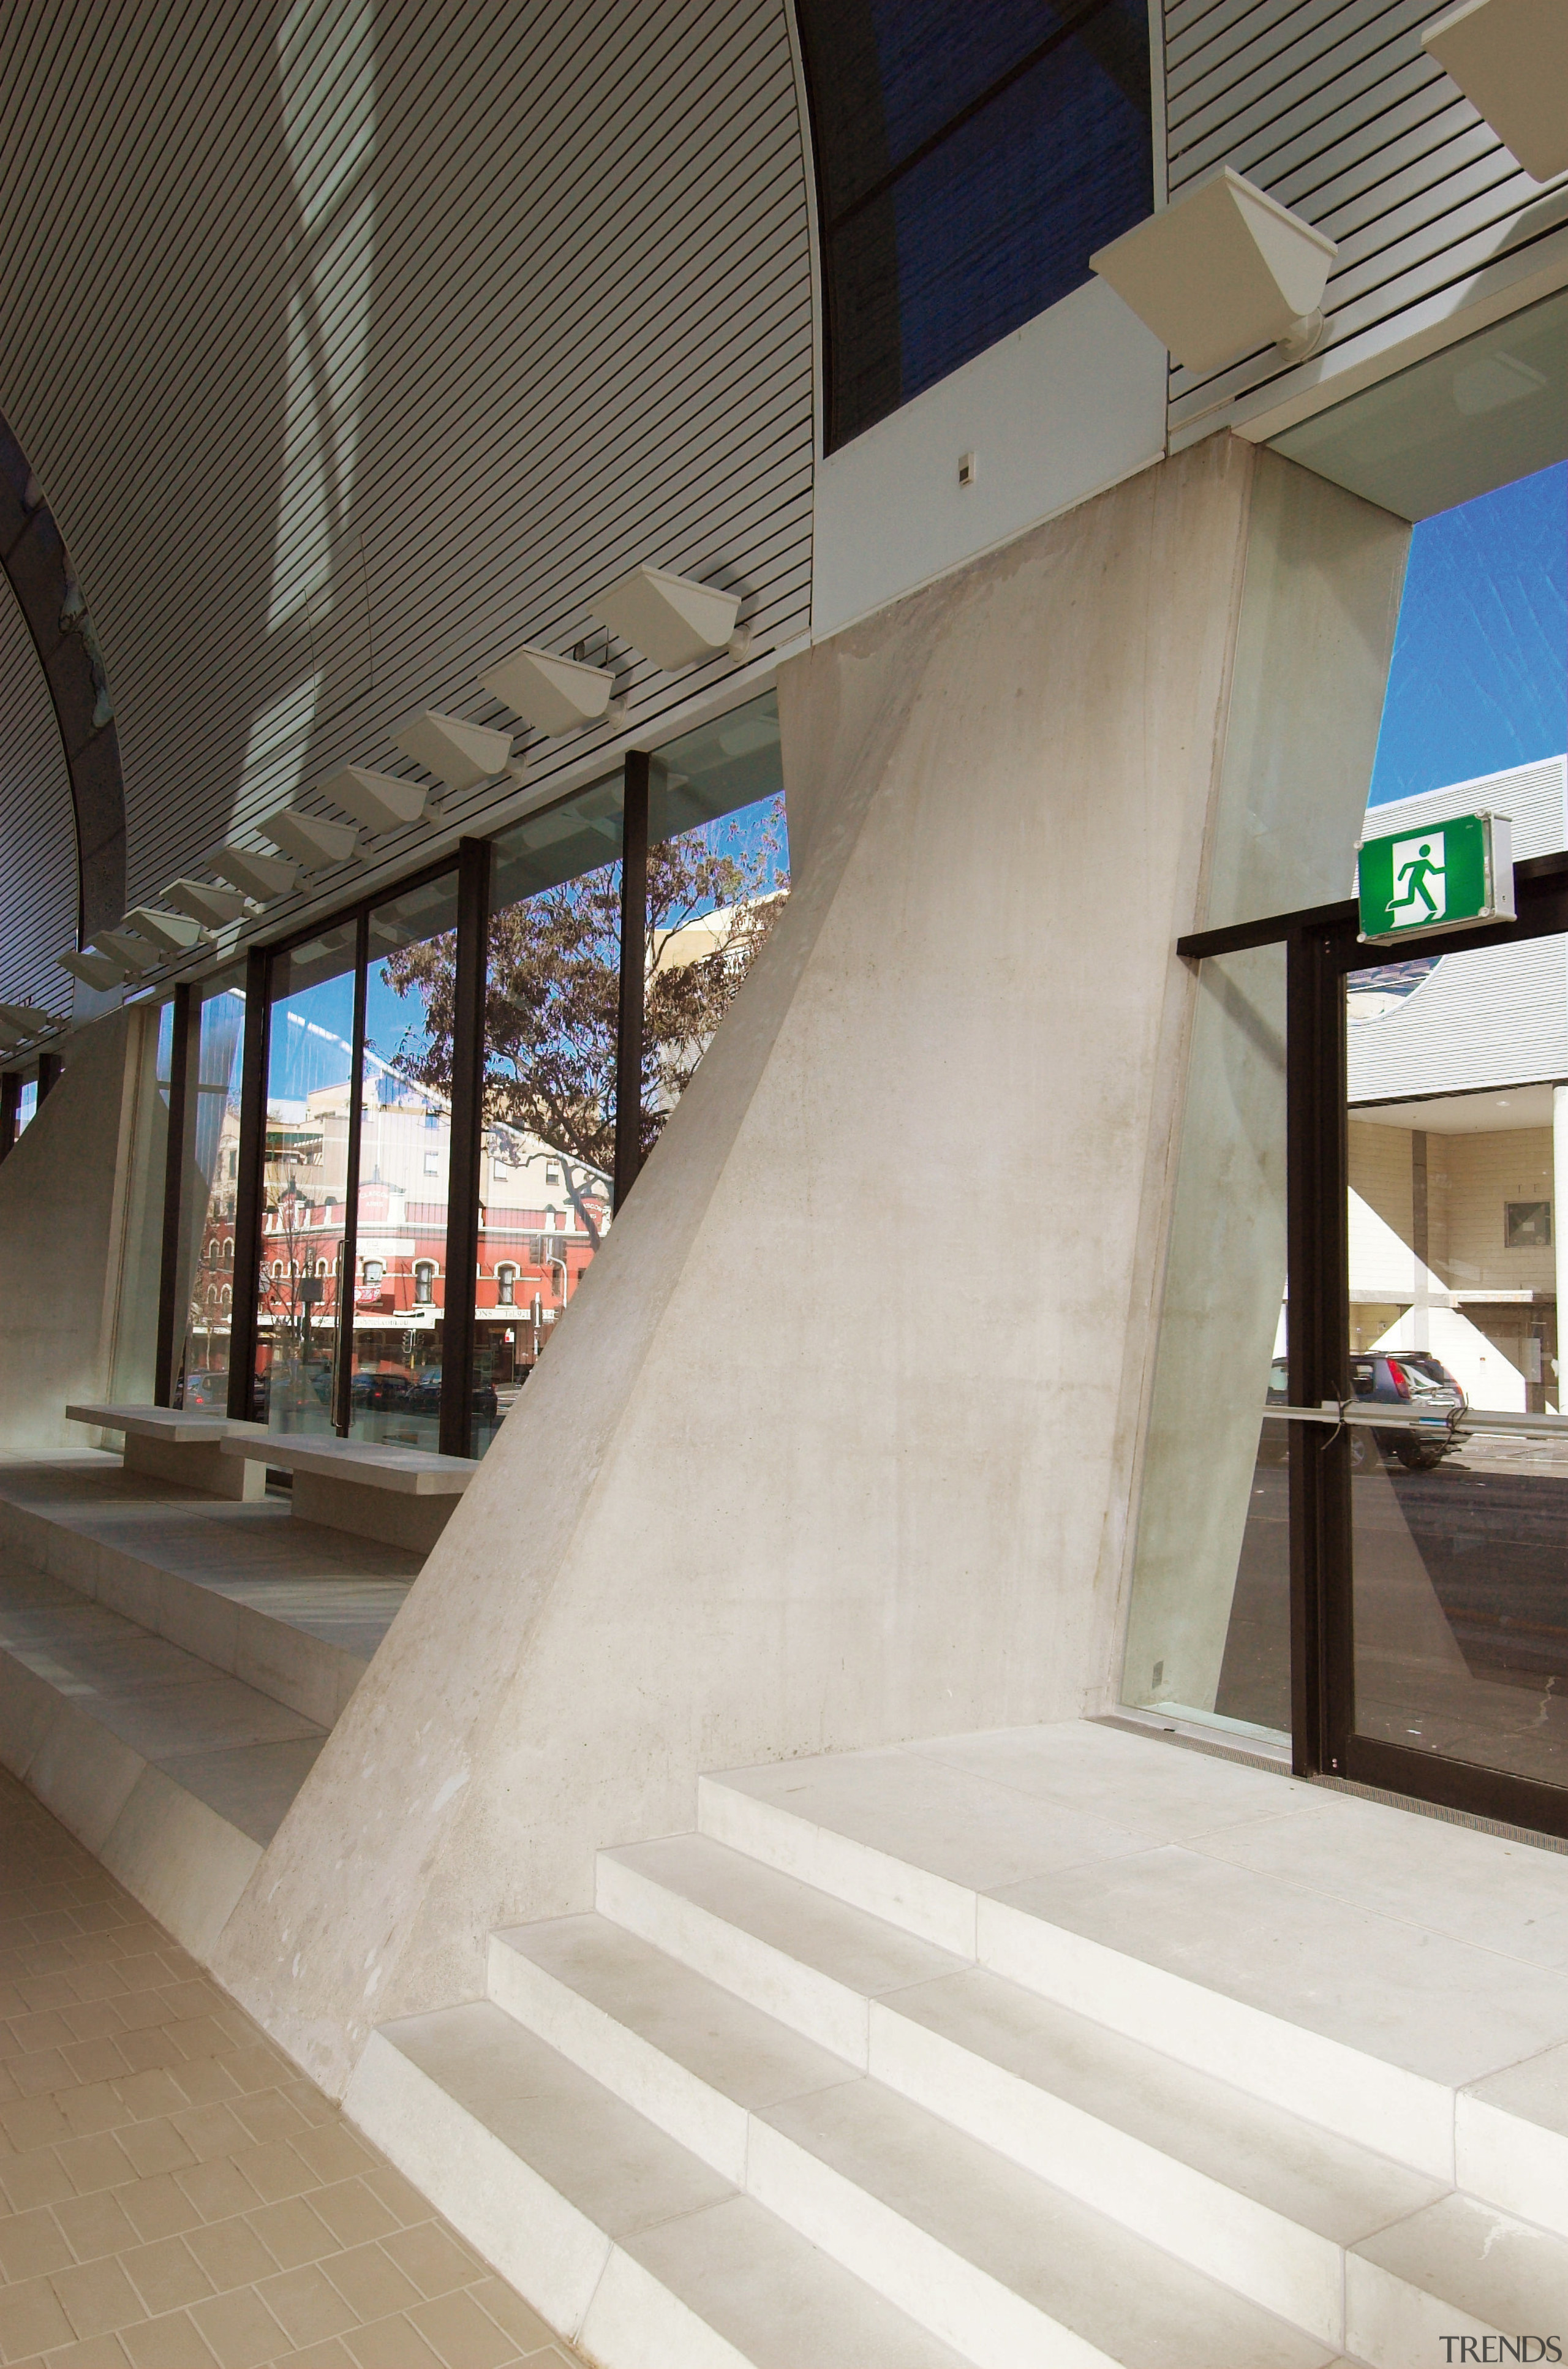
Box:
[0,1771,584,2369]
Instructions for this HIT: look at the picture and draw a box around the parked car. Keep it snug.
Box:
[404,1370,499,1420]
[177,1369,227,1408]
[1349,1350,1465,1469]
[1262,1352,1464,1469]
[349,1370,411,1414]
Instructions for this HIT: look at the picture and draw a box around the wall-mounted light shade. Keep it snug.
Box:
[1423,0,1568,181]
[394,710,512,792]
[0,1002,62,1036]
[164,879,250,928]
[257,805,358,868]
[94,929,160,975]
[315,766,431,834]
[56,949,126,989]
[1091,170,1338,374]
[124,905,206,955]
[592,565,742,670]
[205,844,300,901]
[480,644,616,735]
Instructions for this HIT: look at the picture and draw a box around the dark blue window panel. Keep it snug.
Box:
[797,0,1152,452]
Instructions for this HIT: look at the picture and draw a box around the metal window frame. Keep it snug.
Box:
[1178,848,1568,1837]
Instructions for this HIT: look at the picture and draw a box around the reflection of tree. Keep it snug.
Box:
[259,1179,336,1418]
[382,804,787,1218]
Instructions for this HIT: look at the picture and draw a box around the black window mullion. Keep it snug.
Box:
[614,752,650,1214]
[332,913,371,1438]
[227,946,271,1425]
[440,837,491,1459]
[154,984,200,1406]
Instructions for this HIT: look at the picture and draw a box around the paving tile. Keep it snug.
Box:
[168,2109,249,2167]
[407,2288,516,2369]
[119,2308,219,2369]
[186,2286,288,2369]
[304,2186,396,2252]
[181,2218,275,2296]
[272,2343,358,2369]
[241,2199,336,2273]
[113,2176,202,2245]
[39,2332,132,2367]
[47,2256,146,2340]
[254,2264,358,2350]
[355,2171,426,2230]
[377,2225,481,2302]
[0,2212,73,2284]
[464,2279,555,2357]
[342,2314,448,2369]
[51,2195,139,2264]
[225,2145,314,2207]
[110,2076,184,2126]
[283,2130,370,2190]
[53,2139,135,2199]
[227,2094,309,2150]
[165,2064,239,2112]
[173,2164,262,2226]
[318,2243,423,2322]
[117,2236,212,2316]
[0,2272,76,2359]
[0,2151,75,2213]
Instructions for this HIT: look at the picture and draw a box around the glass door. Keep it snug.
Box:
[1329,910,1568,1827]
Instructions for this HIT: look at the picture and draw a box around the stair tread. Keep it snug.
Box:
[888,1965,1444,2242]
[603,1833,966,1993]
[494,1913,856,2106]
[376,2003,974,2367]
[1354,2191,1568,2327]
[756,2076,1333,2368]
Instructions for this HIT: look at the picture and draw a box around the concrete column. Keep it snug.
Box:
[210,437,1410,2093]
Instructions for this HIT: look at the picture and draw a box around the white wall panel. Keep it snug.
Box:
[1163,0,1568,444]
[0,0,813,945]
[0,573,75,1014]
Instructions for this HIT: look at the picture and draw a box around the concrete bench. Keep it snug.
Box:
[221,1433,475,1554]
[66,1404,269,1501]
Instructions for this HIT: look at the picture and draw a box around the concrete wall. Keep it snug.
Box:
[210,434,1401,2096]
[0,1008,160,1451]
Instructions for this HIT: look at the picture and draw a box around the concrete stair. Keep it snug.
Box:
[341,1725,1568,2365]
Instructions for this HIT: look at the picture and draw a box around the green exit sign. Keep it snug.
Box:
[1357,810,1515,944]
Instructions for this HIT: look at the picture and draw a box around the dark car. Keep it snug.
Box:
[176,1369,228,1409]
[1349,1350,1464,1470]
[1263,1352,1464,1469]
[404,1371,498,1419]
[349,1371,411,1414]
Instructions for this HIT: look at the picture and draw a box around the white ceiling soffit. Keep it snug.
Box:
[1267,285,1568,519]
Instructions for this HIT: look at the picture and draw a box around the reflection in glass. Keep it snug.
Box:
[1121,943,1291,1744]
[176,974,246,1406]
[257,929,357,1432]
[1346,928,1567,1793]
[349,874,460,1448]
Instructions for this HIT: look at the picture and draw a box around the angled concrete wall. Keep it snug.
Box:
[213,437,1406,2094]
[0,1008,161,1452]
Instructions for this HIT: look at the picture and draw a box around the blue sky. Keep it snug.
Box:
[1368,460,1567,807]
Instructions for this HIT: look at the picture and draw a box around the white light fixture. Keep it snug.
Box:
[591,565,743,671]
[1423,0,1568,182]
[56,948,126,989]
[0,1002,62,1036]
[480,644,617,735]
[317,766,431,833]
[1091,169,1338,374]
[257,804,358,868]
[124,905,207,956]
[394,709,512,792]
[164,878,251,928]
[205,844,300,902]
[94,929,160,976]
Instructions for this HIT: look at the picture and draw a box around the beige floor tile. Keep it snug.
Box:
[242,2198,336,2272]
[0,1778,586,2369]
[319,2240,424,2322]
[47,2254,146,2340]
[186,2284,288,2369]
[407,2288,516,2369]
[118,2235,213,2316]
[0,2210,73,2283]
[120,2306,219,2368]
[255,2262,358,2350]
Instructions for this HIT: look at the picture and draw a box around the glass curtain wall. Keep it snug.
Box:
[347,872,459,1448]
[175,972,247,1405]
[256,928,358,1433]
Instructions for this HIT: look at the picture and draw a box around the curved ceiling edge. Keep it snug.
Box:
[0,412,126,940]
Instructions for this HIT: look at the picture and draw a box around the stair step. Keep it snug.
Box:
[1346,2193,1568,2368]
[347,2001,973,2369]
[489,1914,857,2183]
[596,1832,965,2062]
[698,1734,1568,2185]
[494,1903,1436,2349]
[748,2070,1333,2368]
